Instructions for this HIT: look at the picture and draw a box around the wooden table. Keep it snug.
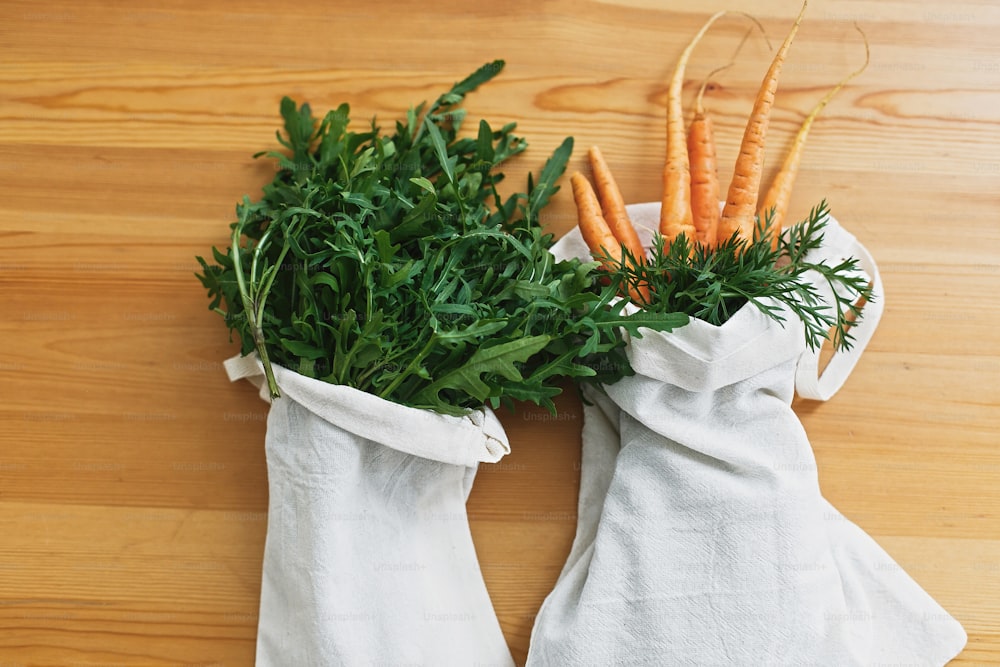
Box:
[1,0,997,664]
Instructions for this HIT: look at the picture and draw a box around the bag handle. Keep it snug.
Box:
[794,230,884,401]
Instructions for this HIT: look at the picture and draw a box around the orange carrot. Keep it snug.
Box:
[660,10,728,247]
[572,171,650,304]
[588,146,645,262]
[718,0,808,246]
[687,67,729,248]
[572,171,618,270]
[587,146,651,302]
[758,25,869,247]
[689,24,769,248]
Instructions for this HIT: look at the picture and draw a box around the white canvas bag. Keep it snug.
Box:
[225,355,515,667]
[527,203,967,666]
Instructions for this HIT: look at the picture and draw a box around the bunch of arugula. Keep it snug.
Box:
[197,61,686,416]
[605,203,873,351]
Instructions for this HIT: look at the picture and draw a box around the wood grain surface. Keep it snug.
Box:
[1,0,998,664]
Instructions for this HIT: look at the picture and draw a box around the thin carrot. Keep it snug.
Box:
[718,0,808,246]
[571,171,618,269]
[587,146,651,302]
[588,146,646,262]
[572,171,649,304]
[687,87,721,248]
[689,24,770,249]
[688,65,732,248]
[660,10,727,247]
[758,24,869,247]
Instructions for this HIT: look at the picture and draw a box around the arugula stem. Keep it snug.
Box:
[378,333,437,401]
[250,223,275,287]
[355,346,407,389]
[231,212,282,398]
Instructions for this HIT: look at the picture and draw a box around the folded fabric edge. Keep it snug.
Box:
[553,202,880,395]
[223,353,511,468]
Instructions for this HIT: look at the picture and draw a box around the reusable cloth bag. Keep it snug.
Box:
[225,355,515,667]
[527,203,967,666]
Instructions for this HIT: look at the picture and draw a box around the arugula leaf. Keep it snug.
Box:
[425,121,456,187]
[413,335,552,407]
[599,310,692,339]
[526,136,574,226]
[447,60,505,101]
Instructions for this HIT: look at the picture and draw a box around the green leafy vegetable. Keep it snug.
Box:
[601,201,872,351]
[197,61,687,415]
